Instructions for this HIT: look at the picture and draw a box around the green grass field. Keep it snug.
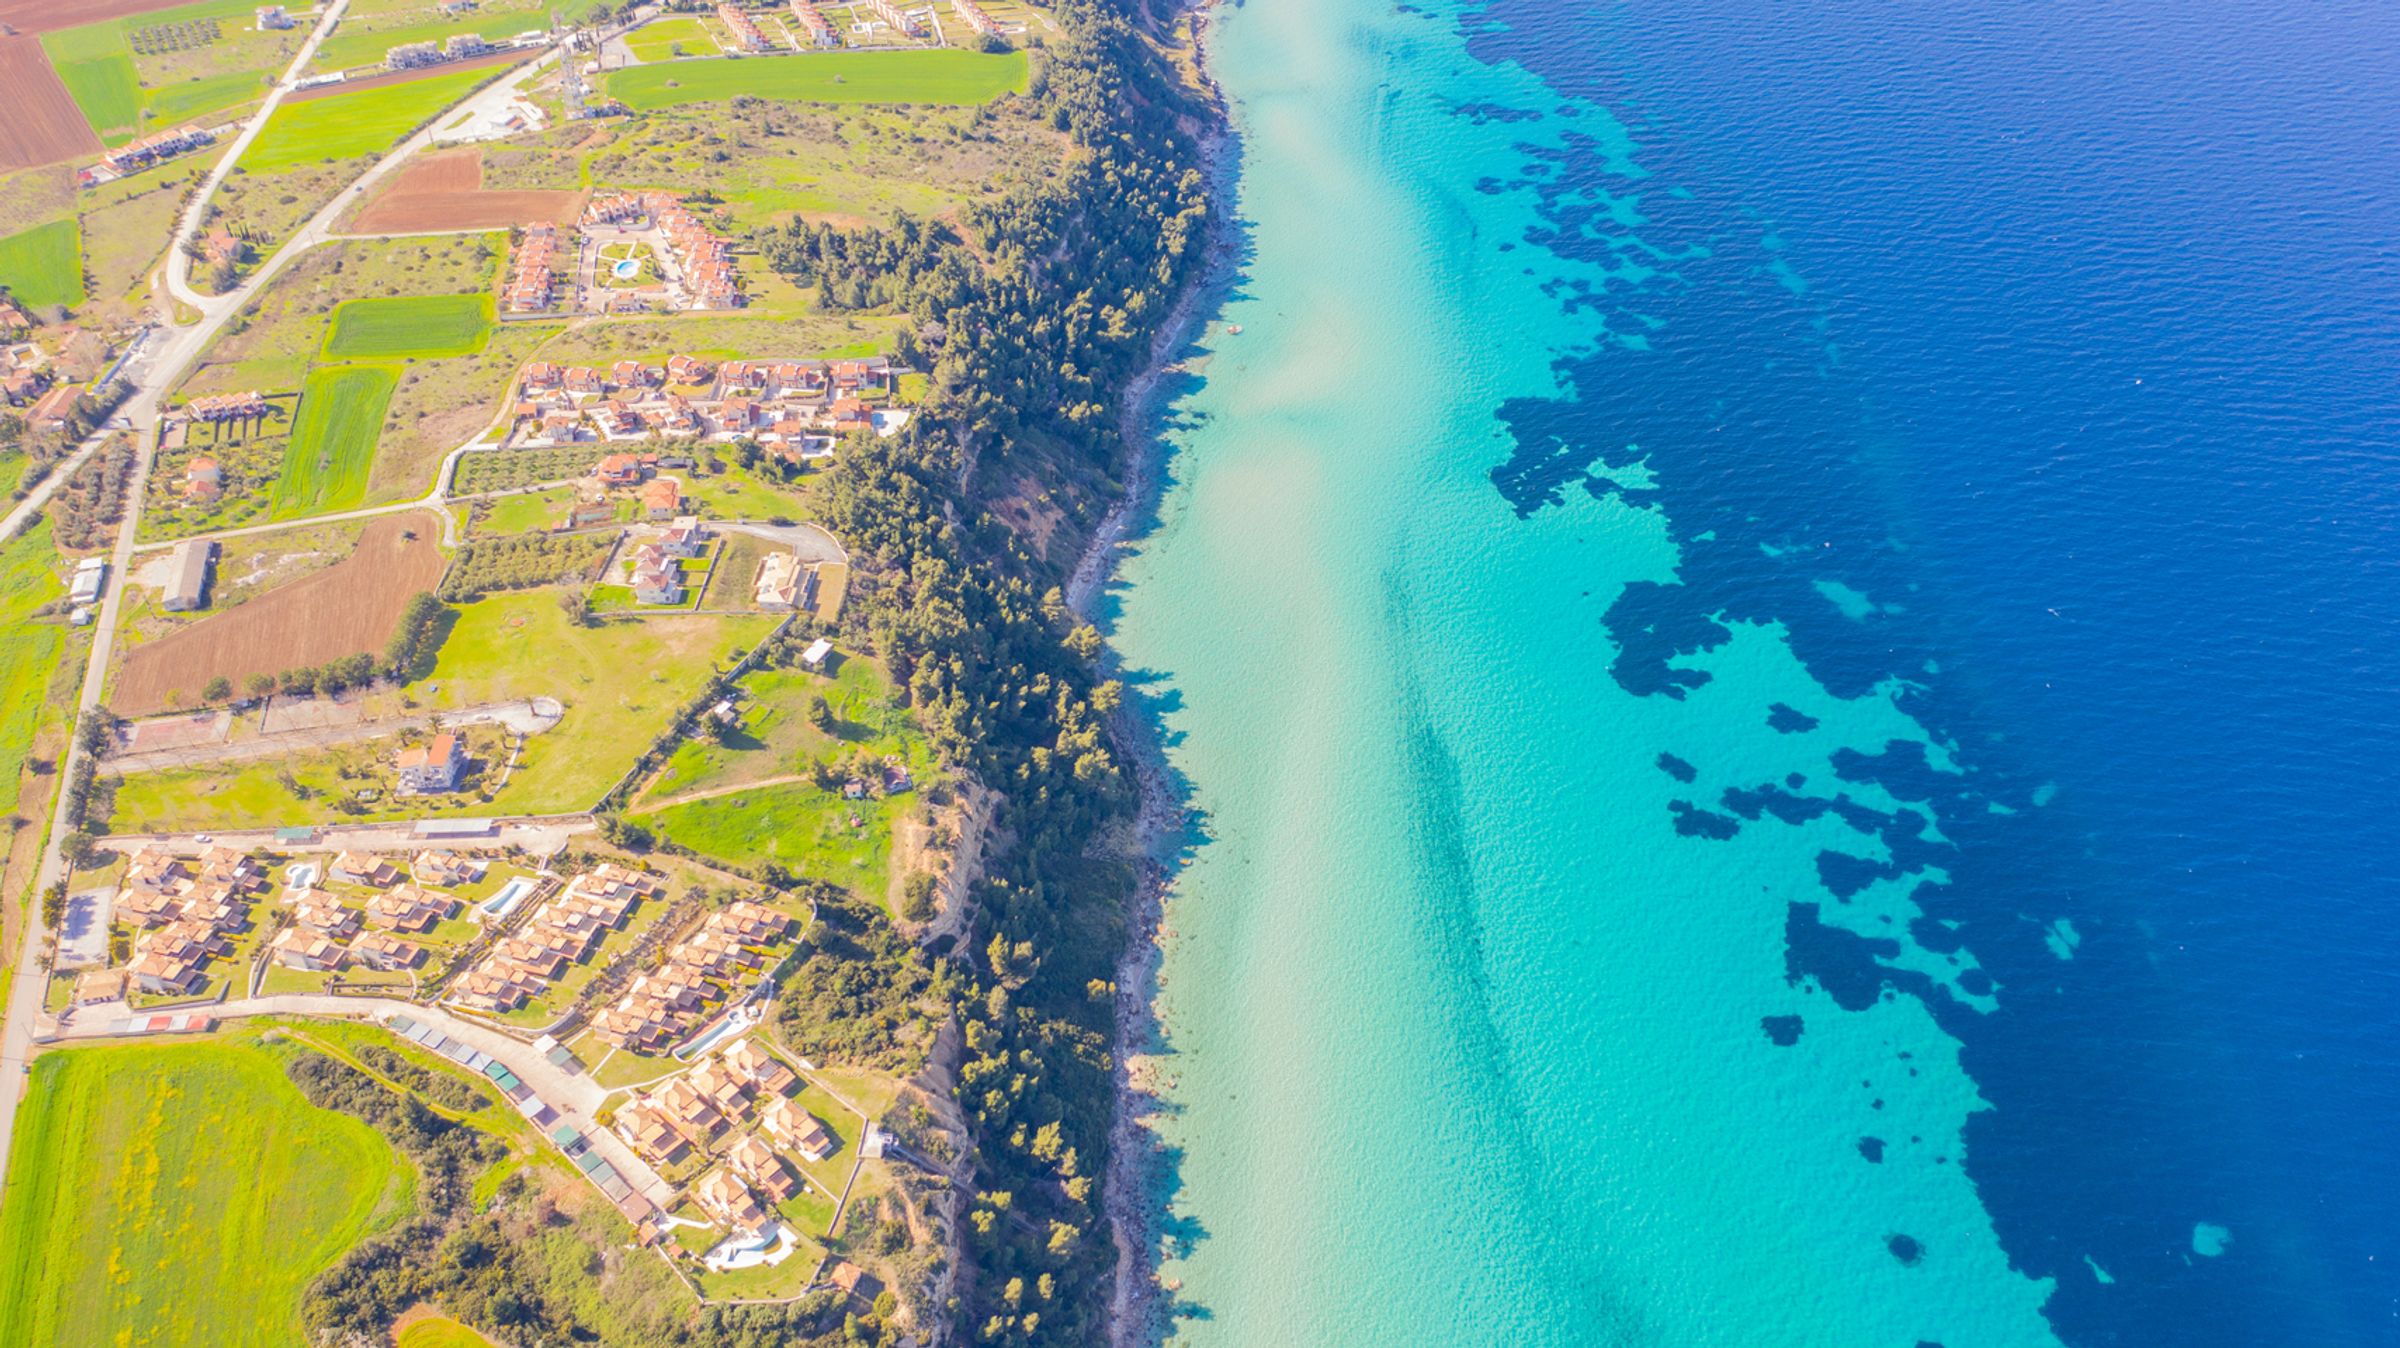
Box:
[41,24,142,142]
[646,778,904,893]
[0,219,87,311]
[243,65,506,171]
[624,16,716,62]
[145,68,268,125]
[397,1317,499,1348]
[606,49,1030,109]
[0,1038,412,1348]
[0,523,67,815]
[408,593,776,811]
[272,364,396,518]
[322,292,494,360]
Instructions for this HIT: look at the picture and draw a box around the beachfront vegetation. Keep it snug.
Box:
[321,293,495,361]
[0,1038,412,1348]
[606,49,1030,110]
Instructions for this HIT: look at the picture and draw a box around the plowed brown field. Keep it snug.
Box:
[0,0,193,33]
[348,147,585,234]
[115,514,448,715]
[0,36,101,172]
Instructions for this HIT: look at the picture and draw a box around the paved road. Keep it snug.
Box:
[94,814,595,857]
[162,0,352,313]
[57,993,671,1209]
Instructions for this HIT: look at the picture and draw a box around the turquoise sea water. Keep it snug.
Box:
[1108,0,2065,1342]
[1112,0,2400,1338]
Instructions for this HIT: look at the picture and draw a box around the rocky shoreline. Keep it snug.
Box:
[1063,4,1239,1342]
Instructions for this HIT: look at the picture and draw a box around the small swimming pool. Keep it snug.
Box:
[611,258,642,279]
[482,875,536,918]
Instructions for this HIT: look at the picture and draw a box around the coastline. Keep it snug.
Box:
[1064,3,1240,1341]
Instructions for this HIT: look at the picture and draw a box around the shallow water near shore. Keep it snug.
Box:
[1108,0,2400,1343]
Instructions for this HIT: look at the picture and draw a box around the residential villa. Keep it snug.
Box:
[449,867,648,1013]
[395,733,467,793]
[759,1094,838,1162]
[350,930,425,971]
[693,1165,766,1232]
[867,0,921,36]
[290,889,362,939]
[725,1133,799,1200]
[716,2,771,51]
[413,850,485,888]
[952,0,1000,37]
[364,884,459,933]
[269,927,346,972]
[98,124,215,179]
[331,851,401,887]
[789,0,838,46]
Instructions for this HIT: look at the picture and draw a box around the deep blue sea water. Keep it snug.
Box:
[1111,0,2400,1343]
[1464,1,2400,1340]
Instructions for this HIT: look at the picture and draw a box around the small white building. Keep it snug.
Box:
[801,638,833,670]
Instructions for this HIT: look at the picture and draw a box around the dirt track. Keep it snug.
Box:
[347,149,585,233]
[114,513,448,715]
[0,36,101,172]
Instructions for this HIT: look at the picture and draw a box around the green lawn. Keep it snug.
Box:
[0,523,67,815]
[644,656,918,800]
[606,49,1029,109]
[272,364,396,518]
[409,592,777,812]
[624,16,716,62]
[243,65,509,171]
[146,68,269,125]
[41,25,142,142]
[398,1317,499,1348]
[475,487,573,535]
[646,778,904,893]
[321,292,494,360]
[0,1038,412,1348]
[0,219,86,311]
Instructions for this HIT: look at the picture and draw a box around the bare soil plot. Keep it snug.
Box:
[0,36,102,173]
[347,147,584,234]
[113,513,448,714]
[0,0,194,33]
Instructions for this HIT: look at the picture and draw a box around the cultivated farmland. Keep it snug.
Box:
[0,1038,410,1348]
[0,0,209,33]
[273,364,396,517]
[346,147,586,234]
[321,293,494,360]
[242,64,502,171]
[0,37,103,173]
[112,511,446,714]
[40,19,142,144]
[605,49,1032,110]
[0,218,84,310]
